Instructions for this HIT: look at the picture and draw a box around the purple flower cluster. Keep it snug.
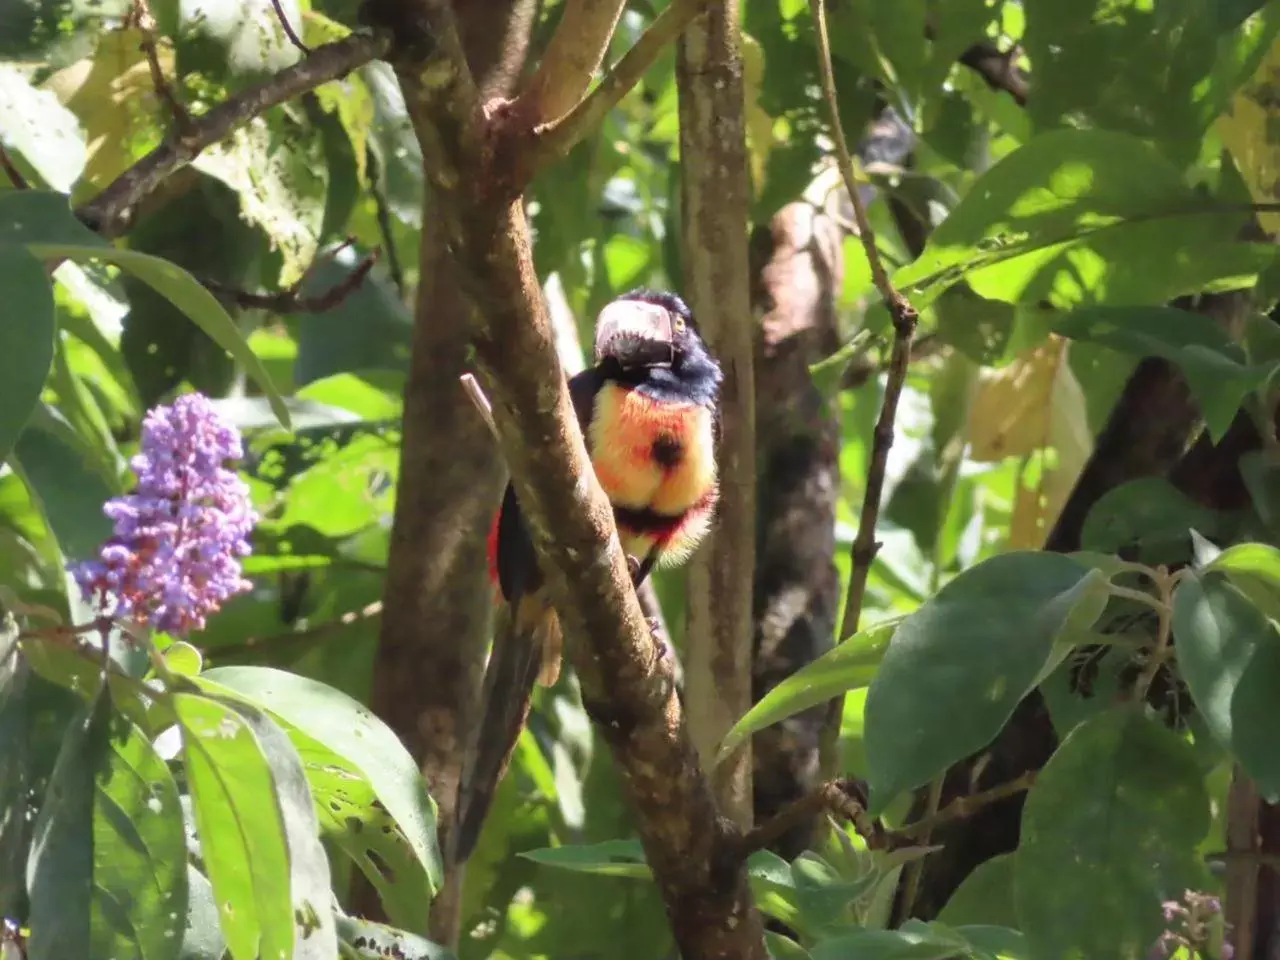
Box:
[1154,890,1232,960]
[73,393,257,636]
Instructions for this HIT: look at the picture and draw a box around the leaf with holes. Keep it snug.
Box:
[198,667,441,930]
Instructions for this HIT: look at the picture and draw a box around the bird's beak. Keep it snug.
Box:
[594,299,676,370]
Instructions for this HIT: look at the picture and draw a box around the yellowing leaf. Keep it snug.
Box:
[967,340,1059,461]
[193,113,328,288]
[44,29,167,198]
[1218,28,1280,235]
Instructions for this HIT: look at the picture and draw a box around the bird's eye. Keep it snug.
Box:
[673,316,686,333]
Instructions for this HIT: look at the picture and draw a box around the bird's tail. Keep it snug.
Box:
[452,595,562,864]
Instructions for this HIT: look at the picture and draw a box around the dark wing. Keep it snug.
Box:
[453,366,607,865]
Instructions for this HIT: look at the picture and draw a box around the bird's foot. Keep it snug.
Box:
[646,617,670,662]
[626,554,643,585]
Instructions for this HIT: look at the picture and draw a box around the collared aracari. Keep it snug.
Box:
[453,289,724,863]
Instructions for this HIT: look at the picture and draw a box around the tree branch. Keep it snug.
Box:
[531,0,706,166]
[385,4,765,953]
[515,0,627,124]
[809,0,918,780]
[0,145,29,190]
[202,243,379,313]
[957,41,1029,106]
[270,0,312,55]
[738,779,879,858]
[677,0,757,828]
[129,0,195,136]
[75,31,389,238]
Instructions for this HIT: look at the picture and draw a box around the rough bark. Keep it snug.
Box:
[676,0,758,828]
[372,5,768,955]
[364,0,534,940]
[747,204,843,857]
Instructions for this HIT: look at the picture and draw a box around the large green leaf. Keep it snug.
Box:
[12,403,114,563]
[863,552,1103,812]
[216,697,337,959]
[892,128,1266,308]
[1054,306,1278,441]
[1173,569,1280,799]
[175,692,294,960]
[1015,707,1210,960]
[519,840,653,880]
[26,689,110,960]
[0,618,31,917]
[199,667,442,908]
[0,190,289,428]
[714,618,899,766]
[0,244,55,466]
[91,713,187,960]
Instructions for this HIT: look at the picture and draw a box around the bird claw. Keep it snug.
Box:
[646,618,670,662]
[626,554,643,584]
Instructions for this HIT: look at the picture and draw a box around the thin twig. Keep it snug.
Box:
[76,30,389,238]
[1133,566,1179,703]
[460,374,499,441]
[130,0,194,137]
[894,770,1038,840]
[532,0,706,166]
[0,145,29,190]
[270,0,311,54]
[206,600,383,658]
[957,41,1029,106]
[737,779,882,858]
[366,152,406,299]
[809,0,919,780]
[202,243,379,313]
[897,777,943,920]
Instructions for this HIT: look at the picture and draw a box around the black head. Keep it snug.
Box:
[593,289,722,405]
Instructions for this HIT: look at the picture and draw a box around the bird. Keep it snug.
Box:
[452,288,724,864]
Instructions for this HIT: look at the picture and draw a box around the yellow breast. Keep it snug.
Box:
[587,383,718,517]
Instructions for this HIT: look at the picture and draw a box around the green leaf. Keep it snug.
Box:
[519,840,652,880]
[91,712,187,960]
[274,434,397,539]
[1015,707,1210,960]
[1173,569,1280,799]
[1080,477,1230,564]
[175,692,294,960]
[0,244,55,466]
[208,396,362,433]
[163,641,204,678]
[0,619,31,917]
[12,403,114,563]
[715,618,899,767]
[863,552,1102,812]
[334,914,457,960]
[765,931,813,960]
[936,853,1018,929]
[808,926,969,960]
[892,128,1264,308]
[0,190,290,428]
[1208,541,1280,623]
[1054,306,1276,440]
[26,688,110,960]
[198,667,442,906]
[216,697,338,960]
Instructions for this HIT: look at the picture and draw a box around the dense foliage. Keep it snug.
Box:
[1,0,1279,958]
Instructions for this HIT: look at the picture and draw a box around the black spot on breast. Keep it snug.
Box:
[651,433,684,469]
